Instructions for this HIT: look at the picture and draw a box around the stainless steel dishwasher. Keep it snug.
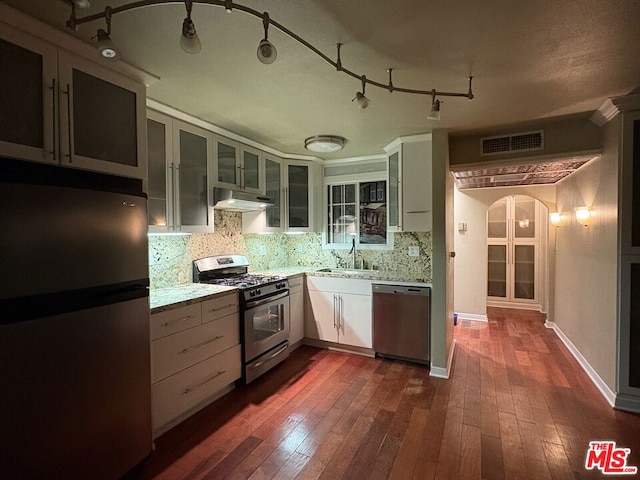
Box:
[372,284,431,363]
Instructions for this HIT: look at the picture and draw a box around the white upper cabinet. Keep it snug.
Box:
[213,135,263,194]
[385,136,432,232]
[285,160,314,232]
[147,110,214,233]
[264,154,284,231]
[0,23,147,179]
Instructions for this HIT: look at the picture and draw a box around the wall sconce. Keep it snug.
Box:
[549,212,563,227]
[575,206,593,227]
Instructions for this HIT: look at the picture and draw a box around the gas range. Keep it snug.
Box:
[193,255,289,302]
[193,255,291,384]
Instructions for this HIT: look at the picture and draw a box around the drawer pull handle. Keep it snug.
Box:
[406,210,429,214]
[209,303,236,312]
[181,335,224,354]
[183,370,226,395]
[164,315,195,327]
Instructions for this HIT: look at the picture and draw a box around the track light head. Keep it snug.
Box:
[257,39,277,64]
[353,92,370,110]
[96,28,117,59]
[428,94,441,120]
[180,17,202,54]
[352,75,370,109]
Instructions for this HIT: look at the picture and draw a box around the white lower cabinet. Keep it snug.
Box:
[289,275,305,346]
[150,292,240,436]
[305,277,372,349]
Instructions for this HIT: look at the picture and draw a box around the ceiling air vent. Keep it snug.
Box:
[481,130,544,156]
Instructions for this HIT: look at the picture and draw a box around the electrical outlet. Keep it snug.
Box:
[408,246,419,257]
[258,245,267,256]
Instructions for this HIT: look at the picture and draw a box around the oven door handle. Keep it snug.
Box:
[244,290,289,309]
[247,343,289,370]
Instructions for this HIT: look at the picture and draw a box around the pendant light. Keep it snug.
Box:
[180,0,201,54]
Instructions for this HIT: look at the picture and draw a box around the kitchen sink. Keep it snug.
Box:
[316,268,372,275]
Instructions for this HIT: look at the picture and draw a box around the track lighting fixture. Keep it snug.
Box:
[69,1,476,112]
[96,7,117,60]
[257,12,277,64]
[353,75,370,110]
[180,0,201,54]
[428,93,441,120]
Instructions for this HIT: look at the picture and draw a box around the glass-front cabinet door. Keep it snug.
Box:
[58,52,146,178]
[286,161,312,231]
[264,156,282,231]
[174,121,213,232]
[214,136,239,188]
[0,25,57,164]
[240,145,262,194]
[387,146,401,231]
[147,111,174,232]
[487,195,541,308]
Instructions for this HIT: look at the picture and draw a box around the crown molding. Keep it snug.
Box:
[591,93,640,126]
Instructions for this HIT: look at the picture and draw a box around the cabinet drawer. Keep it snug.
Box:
[202,292,238,323]
[151,313,239,383]
[150,303,201,340]
[151,344,241,433]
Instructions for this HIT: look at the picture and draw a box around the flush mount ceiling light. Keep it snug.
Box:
[66,1,475,115]
[305,135,346,153]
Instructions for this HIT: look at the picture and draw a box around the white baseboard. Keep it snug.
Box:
[544,321,616,408]
[456,312,488,322]
[430,339,456,379]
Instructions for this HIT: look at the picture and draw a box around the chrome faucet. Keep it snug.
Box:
[349,237,357,269]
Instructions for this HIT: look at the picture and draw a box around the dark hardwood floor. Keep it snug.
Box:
[126,308,640,479]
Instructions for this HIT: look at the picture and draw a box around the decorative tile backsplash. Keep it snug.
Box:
[149,211,432,288]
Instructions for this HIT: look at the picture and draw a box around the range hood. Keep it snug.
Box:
[213,187,273,212]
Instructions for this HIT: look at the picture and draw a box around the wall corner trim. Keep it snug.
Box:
[615,394,640,414]
[456,312,488,322]
[430,338,456,379]
[544,321,616,408]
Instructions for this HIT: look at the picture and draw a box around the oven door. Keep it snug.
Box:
[243,291,290,362]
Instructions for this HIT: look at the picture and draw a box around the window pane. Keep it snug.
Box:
[514,196,536,238]
[217,142,237,184]
[514,245,535,299]
[179,130,208,226]
[487,245,507,297]
[147,119,167,226]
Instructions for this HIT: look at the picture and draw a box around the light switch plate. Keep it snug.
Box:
[408,246,419,257]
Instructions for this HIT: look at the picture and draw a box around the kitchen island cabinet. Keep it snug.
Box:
[150,286,240,437]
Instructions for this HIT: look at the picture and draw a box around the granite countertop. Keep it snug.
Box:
[150,283,237,312]
[255,266,431,285]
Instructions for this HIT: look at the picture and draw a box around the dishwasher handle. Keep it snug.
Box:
[372,284,430,296]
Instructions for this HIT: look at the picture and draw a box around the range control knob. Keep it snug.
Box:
[249,290,256,297]
[256,289,261,296]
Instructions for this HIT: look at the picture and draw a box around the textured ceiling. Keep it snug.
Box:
[5,0,640,160]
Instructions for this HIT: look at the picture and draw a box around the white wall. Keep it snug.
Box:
[453,185,556,319]
[553,117,620,391]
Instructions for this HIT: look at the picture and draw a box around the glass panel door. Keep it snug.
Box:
[513,245,535,299]
[514,196,536,238]
[147,118,169,228]
[487,245,507,297]
[178,128,208,227]
[217,140,237,186]
[328,184,356,244]
[242,148,260,191]
[388,151,400,229]
[287,164,309,228]
[265,158,281,229]
[487,198,507,238]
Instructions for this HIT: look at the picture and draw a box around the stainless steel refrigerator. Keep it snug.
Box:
[0,158,152,480]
